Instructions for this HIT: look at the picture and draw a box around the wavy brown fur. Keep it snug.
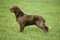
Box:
[10,6,49,32]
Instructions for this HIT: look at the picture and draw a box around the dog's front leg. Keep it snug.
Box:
[20,23,25,32]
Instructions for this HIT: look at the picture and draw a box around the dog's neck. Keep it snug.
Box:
[14,11,24,17]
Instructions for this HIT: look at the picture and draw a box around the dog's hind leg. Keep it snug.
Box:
[36,20,49,32]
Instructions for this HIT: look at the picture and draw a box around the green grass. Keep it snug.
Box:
[0,0,60,40]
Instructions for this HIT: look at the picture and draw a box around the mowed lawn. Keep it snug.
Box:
[0,0,60,40]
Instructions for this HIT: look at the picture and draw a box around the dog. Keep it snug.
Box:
[10,6,49,32]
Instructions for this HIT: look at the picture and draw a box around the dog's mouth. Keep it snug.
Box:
[9,8,14,12]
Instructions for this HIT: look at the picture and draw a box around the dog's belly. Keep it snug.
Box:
[25,20,35,26]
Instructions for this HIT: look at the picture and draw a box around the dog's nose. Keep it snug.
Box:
[9,8,12,10]
[9,8,11,11]
[9,8,14,12]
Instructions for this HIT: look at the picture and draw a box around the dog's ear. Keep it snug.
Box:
[16,9,19,13]
[17,8,23,13]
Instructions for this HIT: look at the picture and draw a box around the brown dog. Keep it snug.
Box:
[10,6,49,32]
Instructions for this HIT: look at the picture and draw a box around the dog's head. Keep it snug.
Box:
[10,6,22,13]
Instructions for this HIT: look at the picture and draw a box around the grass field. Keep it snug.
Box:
[0,0,60,40]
